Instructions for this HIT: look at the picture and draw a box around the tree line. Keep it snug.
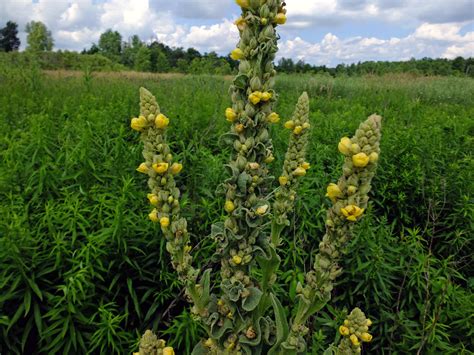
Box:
[1,20,473,77]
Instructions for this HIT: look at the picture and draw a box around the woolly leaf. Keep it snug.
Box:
[242,287,263,312]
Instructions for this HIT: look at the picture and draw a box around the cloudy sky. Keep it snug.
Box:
[0,0,473,66]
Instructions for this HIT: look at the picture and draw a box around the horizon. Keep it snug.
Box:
[1,0,473,66]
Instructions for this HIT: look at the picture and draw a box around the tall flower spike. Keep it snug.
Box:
[337,308,373,354]
[273,92,310,238]
[282,114,382,351]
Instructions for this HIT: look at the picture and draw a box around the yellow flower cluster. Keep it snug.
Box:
[284,120,311,135]
[338,308,373,353]
[248,91,272,105]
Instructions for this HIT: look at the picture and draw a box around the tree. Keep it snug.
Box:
[25,21,53,52]
[134,46,151,72]
[0,21,20,52]
[98,29,122,61]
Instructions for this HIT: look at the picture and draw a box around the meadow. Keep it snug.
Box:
[0,67,473,354]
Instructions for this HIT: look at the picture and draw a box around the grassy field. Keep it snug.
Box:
[0,68,473,354]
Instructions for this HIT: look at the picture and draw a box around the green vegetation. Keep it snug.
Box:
[0,62,473,354]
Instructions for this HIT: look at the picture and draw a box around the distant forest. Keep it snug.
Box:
[1,21,473,77]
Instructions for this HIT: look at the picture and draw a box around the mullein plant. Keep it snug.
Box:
[130,1,381,354]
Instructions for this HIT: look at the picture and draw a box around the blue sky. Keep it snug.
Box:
[1,0,473,66]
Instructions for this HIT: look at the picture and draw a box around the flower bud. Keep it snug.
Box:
[279,176,288,185]
[326,183,342,202]
[267,112,280,123]
[255,204,269,215]
[131,116,148,131]
[339,325,350,336]
[249,91,262,105]
[160,216,170,228]
[225,107,238,122]
[293,167,306,176]
[350,334,360,346]
[293,126,303,135]
[155,114,170,129]
[284,120,295,129]
[235,0,249,8]
[369,152,379,163]
[235,123,245,133]
[360,333,373,342]
[352,153,369,168]
[347,185,357,195]
[136,163,149,174]
[170,163,183,175]
[230,48,245,60]
[163,347,175,355]
[260,91,272,101]
[225,200,235,213]
[147,193,159,206]
[264,155,275,163]
[338,137,352,155]
[232,255,242,264]
[149,209,159,223]
[274,13,287,24]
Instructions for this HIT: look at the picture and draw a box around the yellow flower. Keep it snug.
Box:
[326,183,342,202]
[184,245,192,253]
[204,338,214,348]
[148,209,159,223]
[293,126,303,135]
[293,167,306,177]
[256,205,269,215]
[147,193,159,206]
[284,120,295,130]
[249,91,262,105]
[131,116,148,131]
[155,113,169,129]
[275,13,287,25]
[153,162,169,174]
[339,325,350,336]
[234,17,246,31]
[235,123,245,133]
[352,152,369,168]
[279,176,288,185]
[235,0,249,8]
[264,155,275,163]
[344,319,350,326]
[217,299,224,306]
[170,163,183,175]
[225,107,237,122]
[350,334,360,346]
[260,91,272,101]
[338,137,352,155]
[369,152,379,163]
[225,200,235,213]
[232,255,242,264]
[302,122,311,129]
[267,112,280,123]
[136,163,149,174]
[160,216,170,228]
[163,347,175,355]
[347,185,357,195]
[366,319,373,327]
[230,48,245,60]
[360,332,373,342]
[301,162,310,170]
[341,205,364,222]
[248,162,260,170]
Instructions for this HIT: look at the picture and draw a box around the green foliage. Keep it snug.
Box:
[98,29,122,62]
[0,21,20,52]
[0,66,472,353]
[25,21,53,52]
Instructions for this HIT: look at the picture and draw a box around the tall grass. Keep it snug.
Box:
[0,67,473,353]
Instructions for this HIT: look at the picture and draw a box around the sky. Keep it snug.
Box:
[0,0,473,66]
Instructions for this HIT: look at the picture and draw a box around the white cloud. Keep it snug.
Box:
[0,0,473,64]
[278,22,474,66]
